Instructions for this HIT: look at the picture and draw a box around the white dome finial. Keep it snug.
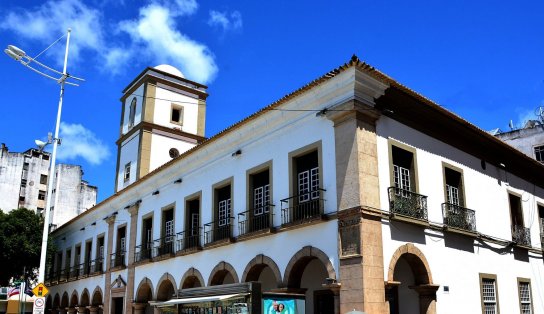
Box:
[154,64,184,78]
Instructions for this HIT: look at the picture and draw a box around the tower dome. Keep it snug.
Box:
[154,64,184,78]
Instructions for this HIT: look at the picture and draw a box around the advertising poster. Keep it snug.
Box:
[263,299,297,314]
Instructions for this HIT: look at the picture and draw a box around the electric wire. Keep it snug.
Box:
[32,33,66,61]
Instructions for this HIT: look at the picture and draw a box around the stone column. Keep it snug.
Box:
[125,203,140,314]
[87,306,99,314]
[412,284,439,314]
[132,303,146,314]
[103,215,116,314]
[327,96,387,314]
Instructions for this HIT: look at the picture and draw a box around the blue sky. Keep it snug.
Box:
[1,0,543,202]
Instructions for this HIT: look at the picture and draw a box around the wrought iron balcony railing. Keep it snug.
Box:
[46,268,64,283]
[153,235,176,258]
[134,243,153,263]
[442,203,476,232]
[512,225,531,247]
[89,258,104,274]
[388,187,428,221]
[238,205,274,236]
[204,218,234,245]
[281,189,325,225]
[176,229,202,251]
[110,251,126,269]
[68,263,84,280]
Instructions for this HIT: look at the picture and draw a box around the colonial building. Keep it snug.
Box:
[45,57,544,314]
[494,119,544,164]
[0,144,96,227]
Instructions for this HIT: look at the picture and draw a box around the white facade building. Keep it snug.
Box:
[0,145,97,227]
[45,58,544,314]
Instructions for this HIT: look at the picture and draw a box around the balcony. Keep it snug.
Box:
[89,258,104,274]
[68,263,83,280]
[176,229,202,252]
[388,187,428,222]
[153,235,175,258]
[134,243,153,263]
[204,218,234,245]
[281,189,325,226]
[512,225,531,247]
[442,203,477,233]
[110,251,126,269]
[238,205,274,237]
[45,268,64,284]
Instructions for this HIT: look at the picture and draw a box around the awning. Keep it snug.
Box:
[149,293,248,308]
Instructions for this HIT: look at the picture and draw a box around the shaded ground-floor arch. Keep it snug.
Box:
[208,261,239,286]
[283,246,338,314]
[386,243,439,314]
[241,254,282,291]
[134,277,154,314]
[61,292,69,313]
[156,273,177,301]
[179,267,205,289]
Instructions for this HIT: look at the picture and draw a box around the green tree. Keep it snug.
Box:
[0,208,44,285]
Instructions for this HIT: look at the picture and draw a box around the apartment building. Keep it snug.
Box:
[44,57,544,314]
[0,145,97,227]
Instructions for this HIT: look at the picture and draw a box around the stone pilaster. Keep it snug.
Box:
[328,99,386,314]
[103,214,116,314]
[125,203,140,314]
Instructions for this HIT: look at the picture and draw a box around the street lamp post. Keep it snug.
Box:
[4,28,84,284]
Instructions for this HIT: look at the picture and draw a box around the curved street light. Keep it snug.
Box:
[4,28,84,284]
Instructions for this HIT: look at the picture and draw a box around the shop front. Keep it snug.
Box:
[150,282,307,314]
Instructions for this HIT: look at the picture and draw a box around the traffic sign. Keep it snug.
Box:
[33,297,45,314]
[32,283,48,297]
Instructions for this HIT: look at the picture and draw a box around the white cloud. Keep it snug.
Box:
[0,0,104,66]
[208,10,243,32]
[1,0,218,83]
[116,4,218,83]
[56,122,110,165]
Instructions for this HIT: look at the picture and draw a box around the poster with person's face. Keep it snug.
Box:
[263,299,297,314]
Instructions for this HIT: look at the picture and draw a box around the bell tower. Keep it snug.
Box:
[114,65,207,192]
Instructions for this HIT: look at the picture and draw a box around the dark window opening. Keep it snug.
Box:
[40,174,48,185]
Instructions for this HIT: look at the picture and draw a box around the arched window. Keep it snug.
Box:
[128,97,137,128]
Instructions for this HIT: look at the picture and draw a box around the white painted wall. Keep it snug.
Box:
[148,131,197,172]
[117,133,140,190]
[153,84,199,134]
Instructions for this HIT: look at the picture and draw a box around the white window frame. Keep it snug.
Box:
[518,280,532,314]
[124,162,131,182]
[253,184,270,215]
[394,165,411,197]
[165,219,174,242]
[298,166,319,203]
[218,199,231,226]
[446,185,460,206]
[480,274,499,314]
